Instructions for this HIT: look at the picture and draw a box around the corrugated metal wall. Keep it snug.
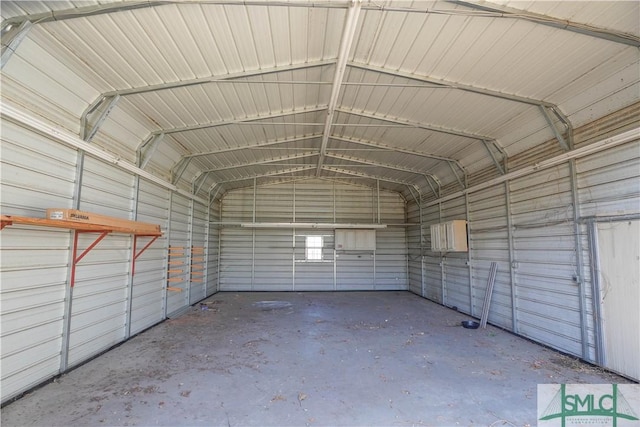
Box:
[0,122,219,403]
[577,140,640,364]
[130,179,169,335]
[467,185,513,330]
[1,121,76,404]
[67,158,134,367]
[219,179,407,291]
[409,130,639,363]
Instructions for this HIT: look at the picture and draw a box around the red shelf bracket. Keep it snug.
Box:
[70,230,110,288]
[131,235,160,276]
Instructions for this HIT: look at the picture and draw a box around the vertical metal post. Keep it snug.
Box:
[466,192,474,316]
[420,200,425,297]
[252,178,256,290]
[333,181,337,290]
[164,192,173,319]
[376,179,381,224]
[569,159,589,360]
[292,181,296,291]
[60,150,85,373]
[505,181,518,333]
[439,201,445,305]
[333,181,336,222]
[125,174,140,339]
[204,193,211,297]
[186,199,194,306]
[587,220,605,365]
[217,201,222,293]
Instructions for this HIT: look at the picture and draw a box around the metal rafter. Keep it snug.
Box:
[445,0,640,48]
[203,152,318,173]
[140,108,326,169]
[183,134,323,159]
[1,20,32,69]
[149,106,327,138]
[325,152,439,181]
[348,61,556,108]
[316,0,362,176]
[322,165,423,198]
[329,135,466,178]
[216,166,316,184]
[347,61,574,152]
[325,152,440,198]
[335,107,494,142]
[83,61,334,140]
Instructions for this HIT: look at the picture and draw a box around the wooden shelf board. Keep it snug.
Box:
[1,215,162,236]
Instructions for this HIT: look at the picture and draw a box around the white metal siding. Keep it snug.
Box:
[577,138,640,362]
[422,205,443,303]
[219,179,407,291]
[406,200,422,296]
[509,165,582,356]
[189,201,208,304]
[468,185,513,329]
[255,230,294,291]
[67,158,134,367]
[0,122,76,402]
[130,179,169,335]
[440,197,470,313]
[206,200,221,297]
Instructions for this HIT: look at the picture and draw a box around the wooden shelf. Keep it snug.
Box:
[1,214,161,236]
[1,213,163,287]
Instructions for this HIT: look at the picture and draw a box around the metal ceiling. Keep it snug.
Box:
[1,0,638,201]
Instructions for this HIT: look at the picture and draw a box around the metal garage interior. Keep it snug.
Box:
[1,1,639,425]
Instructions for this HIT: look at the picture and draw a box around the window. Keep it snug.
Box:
[305,235,323,261]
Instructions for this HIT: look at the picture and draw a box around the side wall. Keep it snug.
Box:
[0,120,220,403]
[408,108,640,365]
[219,180,408,291]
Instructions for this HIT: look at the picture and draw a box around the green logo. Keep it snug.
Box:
[539,384,638,427]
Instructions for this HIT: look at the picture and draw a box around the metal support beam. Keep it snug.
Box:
[203,152,319,173]
[336,107,494,142]
[322,165,423,199]
[329,135,462,166]
[448,161,466,190]
[316,0,362,176]
[569,159,589,360]
[1,20,32,69]
[140,106,327,153]
[446,1,640,47]
[424,175,440,200]
[541,106,572,151]
[183,134,323,159]
[348,61,557,108]
[138,133,165,168]
[171,157,193,185]
[505,181,518,334]
[192,172,210,196]
[325,152,441,179]
[482,140,506,175]
[216,166,316,184]
[81,95,120,142]
[84,60,335,122]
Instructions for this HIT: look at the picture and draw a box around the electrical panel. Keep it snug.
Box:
[335,229,376,251]
[430,220,468,252]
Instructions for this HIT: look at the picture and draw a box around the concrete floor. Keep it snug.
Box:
[1,291,631,427]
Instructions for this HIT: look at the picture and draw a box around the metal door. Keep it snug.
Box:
[595,220,640,380]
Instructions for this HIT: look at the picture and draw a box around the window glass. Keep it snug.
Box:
[306,235,323,261]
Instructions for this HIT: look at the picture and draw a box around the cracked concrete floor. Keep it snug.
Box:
[1,291,631,426]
